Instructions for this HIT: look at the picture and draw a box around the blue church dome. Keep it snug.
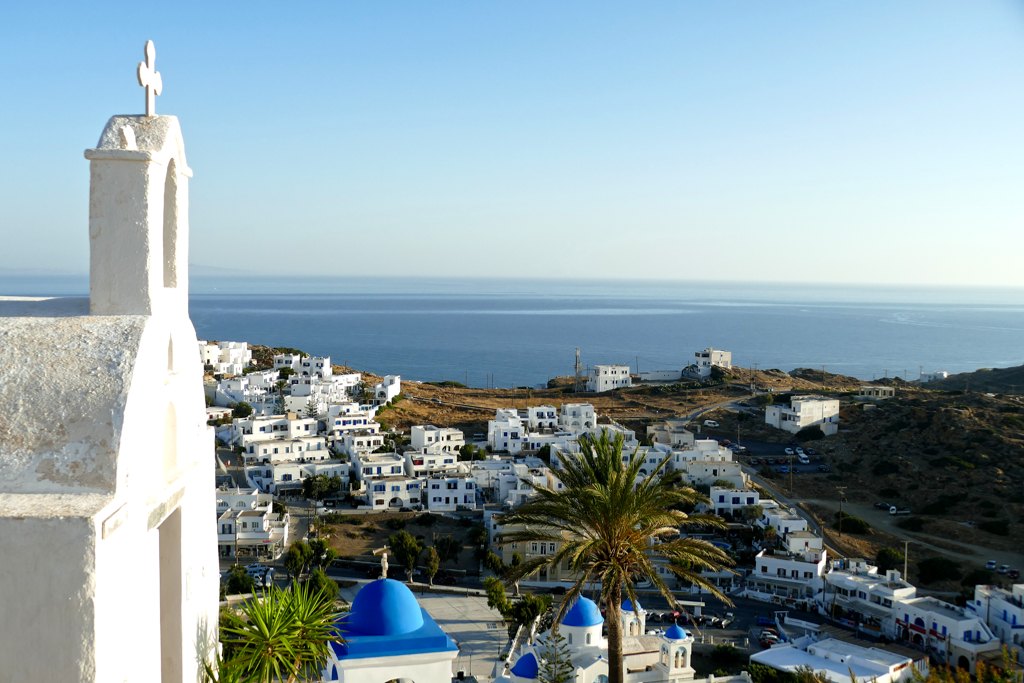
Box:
[622,598,641,612]
[665,624,689,640]
[346,579,424,635]
[561,597,603,627]
[511,652,539,679]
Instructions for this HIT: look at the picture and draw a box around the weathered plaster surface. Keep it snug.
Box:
[0,298,146,493]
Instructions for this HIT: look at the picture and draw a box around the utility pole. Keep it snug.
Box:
[903,540,909,579]
[836,487,848,539]
[884,369,888,379]
[821,365,826,390]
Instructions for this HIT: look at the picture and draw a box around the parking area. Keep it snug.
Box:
[707,437,832,474]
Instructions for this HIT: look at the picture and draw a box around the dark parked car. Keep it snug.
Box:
[439,575,459,585]
[873,502,891,510]
[818,465,831,472]
[1009,569,1020,579]
[399,506,413,512]
[806,448,817,455]
[549,586,567,595]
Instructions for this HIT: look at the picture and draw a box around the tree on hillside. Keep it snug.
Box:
[302,474,342,503]
[389,530,425,582]
[763,525,778,547]
[741,505,764,524]
[275,379,288,415]
[754,393,774,408]
[434,535,462,570]
[538,629,575,683]
[425,546,440,586]
[497,430,733,683]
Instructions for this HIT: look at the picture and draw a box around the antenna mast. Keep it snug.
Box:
[574,348,583,393]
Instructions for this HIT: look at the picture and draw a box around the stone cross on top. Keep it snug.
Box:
[137,40,162,116]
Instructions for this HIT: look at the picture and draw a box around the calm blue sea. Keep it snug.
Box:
[5,274,1024,388]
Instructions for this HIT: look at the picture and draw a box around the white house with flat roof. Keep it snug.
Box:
[683,460,746,488]
[749,546,828,602]
[424,472,478,511]
[858,386,895,401]
[527,405,559,430]
[404,450,459,477]
[199,340,252,374]
[243,436,328,465]
[559,403,596,431]
[894,596,1001,673]
[687,348,732,379]
[708,486,762,517]
[362,475,423,510]
[232,414,318,447]
[647,419,695,448]
[968,584,1024,648]
[489,408,526,454]
[766,396,841,436]
[757,507,808,538]
[217,507,289,559]
[411,424,464,453]
[751,638,921,683]
[273,354,302,371]
[336,431,386,458]
[247,459,349,495]
[298,355,331,378]
[920,371,949,383]
[352,451,406,481]
[821,561,917,636]
[374,375,401,404]
[587,364,633,392]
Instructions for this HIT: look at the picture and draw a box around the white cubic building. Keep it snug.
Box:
[526,405,558,430]
[894,597,1001,673]
[375,374,401,404]
[198,340,252,374]
[687,348,732,379]
[765,396,841,436]
[558,402,596,431]
[411,424,465,453]
[424,472,478,511]
[587,364,633,392]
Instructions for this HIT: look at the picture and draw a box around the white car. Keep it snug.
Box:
[795,447,804,455]
[704,420,719,428]
[986,560,998,570]
[998,564,1010,574]
[784,448,794,455]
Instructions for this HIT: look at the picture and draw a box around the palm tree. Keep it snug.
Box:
[496,430,733,683]
[218,580,342,683]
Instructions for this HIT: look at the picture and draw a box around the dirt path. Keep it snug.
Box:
[801,498,1023,570]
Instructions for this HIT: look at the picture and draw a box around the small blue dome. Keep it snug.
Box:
[561,597,603,627]
[347,579,424,635]
[665,624,689,640]
[622,598,641,613]
[511,652,539,679]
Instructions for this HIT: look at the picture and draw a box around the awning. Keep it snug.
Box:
[752,576,811,589]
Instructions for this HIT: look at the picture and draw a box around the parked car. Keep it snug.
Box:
[439,575,459,585]
[806,448,818,456]
[784,448,794,455]
[756,616,776,626]
[720,612,735,628]
[749,458,760,466]
[889,506,911,516]
[704,420,719,427]
[986,560,998,570]
[1009,569,1020,579]
[874,502,891,510]
[549,586,567,595]
[779,466,789,473]
[399,506,413,512]
[738,402,751,407]
[795,447,804,455]
[998,564,1010,574]
[797,455,810,464]
[818,464,831,472]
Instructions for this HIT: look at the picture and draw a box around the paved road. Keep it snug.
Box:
[802,498,1023,572]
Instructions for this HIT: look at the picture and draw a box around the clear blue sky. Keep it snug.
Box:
[2,1,1023,286]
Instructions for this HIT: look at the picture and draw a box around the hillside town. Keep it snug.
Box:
[204,338,1023,683]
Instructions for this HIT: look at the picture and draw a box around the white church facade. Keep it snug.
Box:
[0,42,219,682]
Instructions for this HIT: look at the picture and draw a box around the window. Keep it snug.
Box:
[531,543,538,553]
[373,484,385,492]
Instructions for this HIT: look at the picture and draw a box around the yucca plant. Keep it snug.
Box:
[497,431,733,683]
[218,581,342,683]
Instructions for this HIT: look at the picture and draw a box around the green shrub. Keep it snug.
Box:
[917,557,962,584]
[833,512,871,534]
[897,517,929,532]
[876,547,905,571]
[711,644,745,665]
[385,517,406,531]
[978,519,1009,536]
[961,569,993,586]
